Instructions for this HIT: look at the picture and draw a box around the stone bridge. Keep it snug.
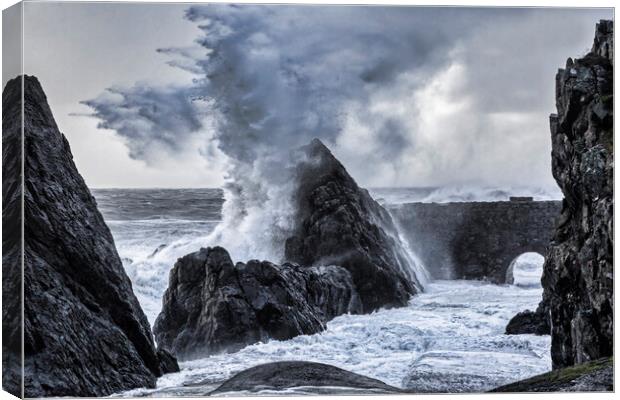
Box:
[389,198,562,283]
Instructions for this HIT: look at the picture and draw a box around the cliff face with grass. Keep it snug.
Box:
[491,357,613,392]
[542,20,613,369]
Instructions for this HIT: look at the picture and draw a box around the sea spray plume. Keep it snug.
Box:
[81,5,513,262]
[81,83,212,164]
[78,7,607,193]
[182,4,471,160]
[162,4,468,262]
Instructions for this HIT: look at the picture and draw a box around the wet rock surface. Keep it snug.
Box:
[285,138,422,312]
[505,309,550,335]
[153,246,360,360]
[541,20,613,369]
[2,75,178,397]
[210,361,402,394]
[491,357,613,392]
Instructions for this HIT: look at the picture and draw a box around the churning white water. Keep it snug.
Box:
[118,280,550,396]
[93,188,551,396]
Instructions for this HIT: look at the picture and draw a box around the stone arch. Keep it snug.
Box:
[389,199,561,283]
[505,251,545,286]
[493,242,548,284]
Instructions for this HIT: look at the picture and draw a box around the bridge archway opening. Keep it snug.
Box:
[505,252,544,287]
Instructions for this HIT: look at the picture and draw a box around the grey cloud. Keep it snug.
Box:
[82,5,612,190]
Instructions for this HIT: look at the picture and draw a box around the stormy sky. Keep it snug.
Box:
[19,2,612,190]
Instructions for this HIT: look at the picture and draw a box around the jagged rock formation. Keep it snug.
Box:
[155,139,424,358]
[285,139,423,312]
[541,20,614,369]
[154,246,360,360]
[1,75,178,397]
[211,361,402,395]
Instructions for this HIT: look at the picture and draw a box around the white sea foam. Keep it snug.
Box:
[371,185,562,205]
[118,279,550,396]
[108,184,442,324]
[510,252,545,288]
[97,188,551,396]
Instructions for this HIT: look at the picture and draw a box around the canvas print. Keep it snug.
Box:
[1,1,614,397]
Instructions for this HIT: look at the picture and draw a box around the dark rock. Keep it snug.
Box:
[505,309,550,335]
[592,19,613,62]
[210,361,402,394]
[149,244,168,258]
[490,357,613,392]
[153,246,360,360]
[285,138,423,312]
[389,200,560,281]
[154,139,425,359]
[1,75,178,397]
[2,75,24,397]
[157,348,181,374]
[541,20,613,369]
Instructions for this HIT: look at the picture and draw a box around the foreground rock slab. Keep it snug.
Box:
[210,361,402,395]
[491,357,613,392]
[540,20,613,369]
[154,246,360,360]
[285,138,423,312]
[2,75,178,397]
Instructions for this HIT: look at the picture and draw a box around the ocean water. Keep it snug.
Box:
[92,187,552,395]
[93,188,224,323]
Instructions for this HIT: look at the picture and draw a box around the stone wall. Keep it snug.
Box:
[389,199,561,283]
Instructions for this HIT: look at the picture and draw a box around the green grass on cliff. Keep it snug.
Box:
[490,357,613,392]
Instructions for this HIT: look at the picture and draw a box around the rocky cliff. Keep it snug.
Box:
[154,247,360,359]
[2,75,178,397]
[2,75,25,398]
[541,20,613,369]
[285,139,423,312]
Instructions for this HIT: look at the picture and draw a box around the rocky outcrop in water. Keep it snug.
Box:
[1,75,178,397]
[153,246,360,360]
[211,361,402,395]
[505,310,550,335]
[154,139,424,358]
[285,139,423,312]
[541,20,614,369]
